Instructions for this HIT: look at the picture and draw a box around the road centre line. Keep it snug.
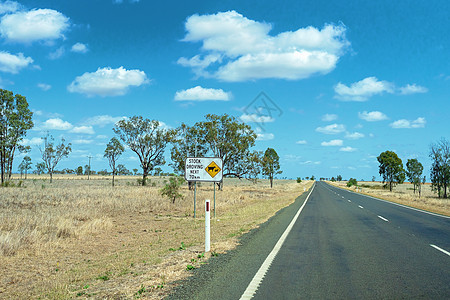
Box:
[358,205,364,209]
[430,244,450,257]
[377,215,389,222]
[239,183,316,300]
[348,200,351,202]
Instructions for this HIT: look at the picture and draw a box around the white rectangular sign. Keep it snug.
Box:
[185,157,223,182]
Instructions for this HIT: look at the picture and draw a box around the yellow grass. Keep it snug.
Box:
[0,175,312,298]
[328,181,449,216]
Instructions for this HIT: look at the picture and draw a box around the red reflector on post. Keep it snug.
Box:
[206,201,210,212]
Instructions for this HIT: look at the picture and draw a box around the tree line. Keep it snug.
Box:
[377,139,450,198]
[1,89,282,188]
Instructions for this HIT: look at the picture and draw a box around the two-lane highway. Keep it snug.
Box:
[168,181,450,299]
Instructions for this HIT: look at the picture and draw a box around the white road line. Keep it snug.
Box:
[430,244,450,257]
[342,196,345,199]
[348,200,351,203]
[377,215,389,222]
[358,205,364,209]
[239,183,316,300]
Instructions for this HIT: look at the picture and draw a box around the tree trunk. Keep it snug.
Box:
[142,168,148,186]
[270,176,273,188]
[50,172,53,183]
[389,181,392,192]
[112,170,115,187]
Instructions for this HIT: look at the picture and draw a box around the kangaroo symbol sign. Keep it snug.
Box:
[185,157,223,182]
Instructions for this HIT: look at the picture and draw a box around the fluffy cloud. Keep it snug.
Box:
[334,77,394,101]
[0,8,70,43]
[315,123,345,134]
[48,46,65,60]
[72,139,93,144]
[21,137,43,146]
[322,113,338,122]
[345,132,364,139]
[0,51,33,73]
[37,83,51,91]
[358,111,388,122]
[41,118,73,130]
[255,127,274,141]
[71,42,88,53]
[67,67,149,97]
[82,115,126,127]
[240,114,275,123]
[70,126,95,134]
[174,86,231,101]
[296,140,307,145]
[179,11,349,81]
[321,139,343,146]
[399,84,428,95]
[390,117,426,129]
[0,1,21,14]
[340,146,357,152]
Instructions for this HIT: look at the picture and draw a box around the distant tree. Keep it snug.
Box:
[347,178,357,187]
[18,155,32,179]
[114,116,175,186]
[104,137,125,187]
[337,175,342,182]
[84,164,90,176]
[76,166,83,175]
[377,150,405,192]
[244,150,263,184]
[406,158,423,195]
[116,164,131,175]
[153,167,162,176]
[331,177,336,182]
[311,175,315,181]
[296,177,302,183]
[0,89,33,185]
[35,162,46,175]
[372,176,376,182]
[132,168,138,176]
[261,148,282,188]
[429,138,450,198]
[40,134,72,183]
[305,176,310,180]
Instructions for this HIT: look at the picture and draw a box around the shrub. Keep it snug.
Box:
[347,178,358,187]
[160,176,185,204]
[296,177,302,183]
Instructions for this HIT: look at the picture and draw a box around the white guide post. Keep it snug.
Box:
[205,199,211,252]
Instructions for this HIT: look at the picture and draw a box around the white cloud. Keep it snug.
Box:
[240,114,275,123]
[41,118,73,130]
[21,137,43,146]
[70,126,95,134]
[399,84,428,95]
[71,42,88,53]
[334,77,394,101]
[300,160,321,165]
[0,51,33,73]
[390,117,426,129]
[321,139,343,146]
[256,132,275,141]
[67,66,149,97]
[37,83,51,91]
[96,135,108,139]
[174,86,231,101]
[0,8,70,43]
[296,140,307,145]
[82,115,126,127]
[358,111,388,122]
[179,11,349,82]
[48,46,65,60]
[0,1,21,14]
[340,146,357,152]
[322,113,338,122]
[315,123,345,134]
[72,139,93,144]
[345,132,364,139]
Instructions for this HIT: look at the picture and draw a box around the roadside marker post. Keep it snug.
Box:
[205,199,211,252]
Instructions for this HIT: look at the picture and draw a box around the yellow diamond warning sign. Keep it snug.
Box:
[205,161,221,178]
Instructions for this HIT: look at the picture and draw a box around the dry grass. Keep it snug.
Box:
[0,175,312,298]
[328,181,449,216]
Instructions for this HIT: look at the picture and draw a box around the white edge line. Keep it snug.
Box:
[358,205,364,209]
[430,244,450,257]
[377,215,389,222]
[239,183,315,300]
[325,183,450,219]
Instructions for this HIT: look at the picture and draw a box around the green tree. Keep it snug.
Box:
[116,164,131,175]
[160,176,185,204]
[337,175,342,182]
[76,165,83,175]
[104,137,125,187]
[18,155,32,179]
[195,114,257,189]
[429,138,450,198]
[262,148,282,188]
[114,116,175,186]
[406,158,423,195]
[347,178,358,187]
[245,150,263,184]
[311,175,315,181]
[0,89,33,185]
[35,162,46,175]
[40,134,72,183]
[296,177,302,183]
[377,150,405,192]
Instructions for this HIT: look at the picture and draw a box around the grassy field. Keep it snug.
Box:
[327,181,449,216]
[0,175,312,299]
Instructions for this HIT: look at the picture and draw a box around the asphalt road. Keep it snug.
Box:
[168,181,450,299]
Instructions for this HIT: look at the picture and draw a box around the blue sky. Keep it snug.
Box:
[1,0,449,180]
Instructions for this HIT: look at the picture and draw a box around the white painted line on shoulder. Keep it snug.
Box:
[239,183,316,300]
[342,196,345,199]
[358,205,364,209]
[377,215,389,222]
[348,200,351,203]
[430,244,450,257]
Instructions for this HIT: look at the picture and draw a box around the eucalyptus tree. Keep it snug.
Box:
[377,150,405,192]
[114,116,175,186]
[18,155,32,179]
[104,137,125,186]
[429,138,450,198]
[262,148,282,188]
[406,158,423,194]
[0,89,33,184]
[40,134,72,183]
